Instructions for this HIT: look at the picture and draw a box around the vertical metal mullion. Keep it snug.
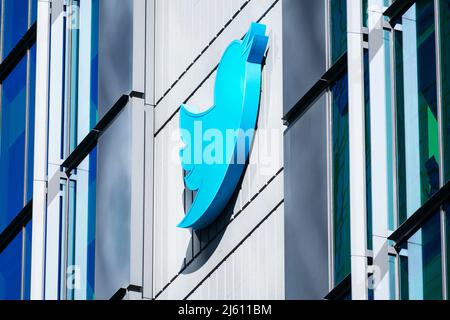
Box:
[389,23,401,300]
[325,0,335,292]
[62,175,71,300]
[434,0,447,301]
[62,1,72,301]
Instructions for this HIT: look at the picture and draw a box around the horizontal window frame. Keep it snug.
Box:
[0,200,32,254]
[0,22,36,83]
[388,181,450,247]
[61,91,144,174]
[283,52,348,127]
[384,0,416,26]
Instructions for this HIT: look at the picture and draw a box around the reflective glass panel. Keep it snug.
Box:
[0,231,23,300]
[0,57,27,232]
[330,0,347,63]
[440,0,450,183]
[332,73,350,285]
[394,1,439,221]
[3,0,28,58]
[399,213,443,300]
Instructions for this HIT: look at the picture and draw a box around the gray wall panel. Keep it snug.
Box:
[282,0,326,113]
[284,96,328,300]
[95,105,132,299]
[99,0,133,116]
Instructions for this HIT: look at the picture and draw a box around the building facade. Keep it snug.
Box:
[0,0,449,300]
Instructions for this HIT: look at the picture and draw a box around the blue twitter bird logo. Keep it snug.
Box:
[178,23,269,230]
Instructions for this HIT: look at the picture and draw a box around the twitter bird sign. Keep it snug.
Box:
[178,23,269,230]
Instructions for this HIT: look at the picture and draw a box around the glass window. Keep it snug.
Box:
[0,220,33,300]
[330,0,347,63]
[440,0,450,183]
[27,44,36,201]
[394,1,439,222]
[0,57,27,232]
[332,73,351,285]
[23,221,32,300]
[59,147,97,300]
[0,231,22,299]
[364,50,372,250]
[2,0,29,58]
[398,212,443,300]
[363,0,368,28]
[62,0,99,157]
[31,0,37,25]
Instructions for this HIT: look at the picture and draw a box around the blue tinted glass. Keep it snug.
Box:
[332,73,350,284]
[0,57,27,232]
[87,148,97,299]
[90,0,99,129]
[3,0,29,58]
[330,0,347,63]
[400,212,442,300]
[31,0,37,24]
[0,231,23,299]
[27,45,37,201]
[23,221,32,299]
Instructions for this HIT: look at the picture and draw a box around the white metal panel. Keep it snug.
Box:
[30,0,52,300]
[153,112,191,295]
[187,205,284,300]
[368,0,392,300]
[347,0,368,300]
[154,0,249,102]
[151,1,283,299]
[156,173,284,299]
[154,0,280,133]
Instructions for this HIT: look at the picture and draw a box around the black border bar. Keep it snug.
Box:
[389,181,450,247]
[283,53,348,127]
[0,201,32,254]
[0,22,37,83]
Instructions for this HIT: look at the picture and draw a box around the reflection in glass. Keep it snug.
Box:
[330,0,347,63]
[0,57,27,232]
[27,45,37,201]
[0,231,22,299]
[332,74,350,285]
[441,0,450,182]
[3,0,28,58]
[399,213,442,299]
[59,148,97,300]
[394,1,439,221]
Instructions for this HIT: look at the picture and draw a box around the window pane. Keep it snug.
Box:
[363,0,368,27]
[330,0,347,63]
[332,73,350,285]
[0,231,23,300]
[3,0,29,58]
[27,45,36,201]
[60,147,97,300]
[440,0,450,182]
[0,57,27,232]
[23,220,32,300]
[399,213,443,300]
[63,0,99,155]
[31,0,37,25]
[364,50,373,250]
[394,1,439,221]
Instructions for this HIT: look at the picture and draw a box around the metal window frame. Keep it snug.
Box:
[0,7,37,300]
[384,0,449,299]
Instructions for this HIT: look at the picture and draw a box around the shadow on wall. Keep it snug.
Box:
[179,159,248,275]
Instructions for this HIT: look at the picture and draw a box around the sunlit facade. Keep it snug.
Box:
[0,0,449,300]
